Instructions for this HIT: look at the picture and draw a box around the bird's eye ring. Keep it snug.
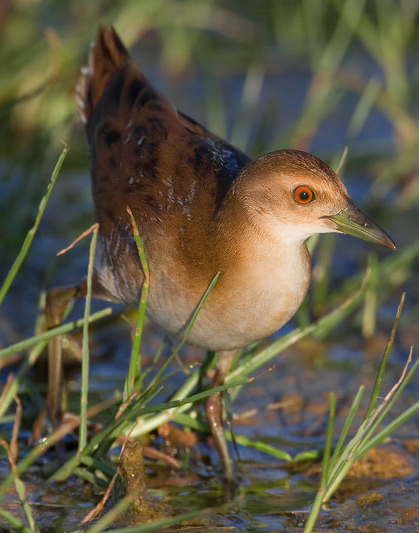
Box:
[293,186,315,205]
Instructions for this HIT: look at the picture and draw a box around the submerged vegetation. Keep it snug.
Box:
[1,0,419,531]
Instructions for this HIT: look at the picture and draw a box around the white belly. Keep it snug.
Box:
[146,243,311,351]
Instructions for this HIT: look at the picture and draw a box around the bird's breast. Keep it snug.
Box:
[145,241,311,351]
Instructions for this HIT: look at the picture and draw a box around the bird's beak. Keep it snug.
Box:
[325,202,396,251]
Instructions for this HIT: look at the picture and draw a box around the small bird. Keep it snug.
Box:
[46,27,395,482]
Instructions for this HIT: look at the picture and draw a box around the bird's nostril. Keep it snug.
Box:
[349,212,367,227]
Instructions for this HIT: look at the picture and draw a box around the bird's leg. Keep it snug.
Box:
[44,269,125,430]
[45,281,87,428]
[44,272,121,429]
[205,349,237,483]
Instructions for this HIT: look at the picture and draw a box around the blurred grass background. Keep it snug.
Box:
[1,2,419,226]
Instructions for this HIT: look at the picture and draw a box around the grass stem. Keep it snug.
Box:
[0,146,68,307]
[125,207,150,398]
[0,308,112,361]
[78,224,98,452]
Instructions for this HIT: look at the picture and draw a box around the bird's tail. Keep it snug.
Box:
[76,26,130,124]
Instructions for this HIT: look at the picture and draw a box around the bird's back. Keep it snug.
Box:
[77,27,250,262]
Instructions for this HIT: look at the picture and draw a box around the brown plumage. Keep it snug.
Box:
[46,27,395,482]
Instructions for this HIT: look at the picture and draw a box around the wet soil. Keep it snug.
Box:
[1,329,419,531]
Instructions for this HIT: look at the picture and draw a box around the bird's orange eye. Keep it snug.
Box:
[293,186,315,204]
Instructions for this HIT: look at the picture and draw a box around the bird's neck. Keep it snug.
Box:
[214,193,311,296]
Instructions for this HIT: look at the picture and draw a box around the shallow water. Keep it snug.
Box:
[2,316,419,531]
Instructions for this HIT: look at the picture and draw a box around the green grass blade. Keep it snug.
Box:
[321,393,335,489]
[80,456,116,479]
[205,78,227,139]
[225,431,292,461]
[174,412,292,461]
[115,381,247,441]
[13,475,37,532]
[292,449,323,462]
[125,207,150,399]
[361,253,378,338]
[0,146,68,307]
[0,308,112,361]
[127,351,218,439]
[74,467,110,489]
[0,343,45,419]
[347,76,381,139]
[323,419,375,502]
[79,225,98,452]
[322,399,390,504]
[230,64,266,149]
[318,0,367,74]
[0,506,32,533]
[358,353,419,456]
[358,398,419,457]
[304,393,335,533]
[328,385,364,475]
[311,234,336,316]
[364,292,405,419]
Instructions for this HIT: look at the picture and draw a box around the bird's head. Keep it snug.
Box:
[237,149,396,250]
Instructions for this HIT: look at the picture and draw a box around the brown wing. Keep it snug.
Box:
[77,27,250,301]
